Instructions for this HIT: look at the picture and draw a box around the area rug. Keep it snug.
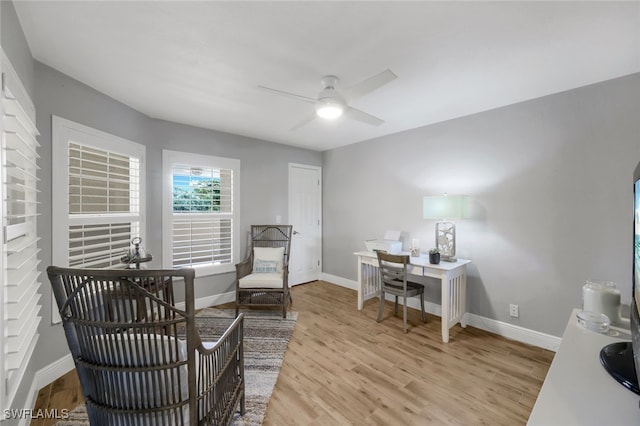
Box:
[55,308,297,426]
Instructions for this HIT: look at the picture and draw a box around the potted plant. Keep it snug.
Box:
[429,248,441,265]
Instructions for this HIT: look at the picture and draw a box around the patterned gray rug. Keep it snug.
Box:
[55,308,297,425]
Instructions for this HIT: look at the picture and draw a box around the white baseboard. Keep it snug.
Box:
[464,313,561,351]
[174,291,236,311]
[23,353,76,426]
[321,274,560,352]
[320,273,358,291]
[34,353,75,391]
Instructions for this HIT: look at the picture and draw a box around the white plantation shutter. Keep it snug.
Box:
[1,53,42,410]
[172,216,233,267]
[163,151,239,275]
[52,117,146,321]
[68,142,140,213]
[66,142,141,267]
[68,223,136,268]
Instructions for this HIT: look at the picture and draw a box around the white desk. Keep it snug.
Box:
[354,251,471,343]
[528,309,640,425]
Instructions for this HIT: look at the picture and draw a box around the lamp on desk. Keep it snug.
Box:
[423,194,464,262]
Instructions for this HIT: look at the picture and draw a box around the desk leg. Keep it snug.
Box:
[357,256,364,310]
[460,271,468,328]
[441,268,468,343]
[441,274,450,343]
[357,257,382,310]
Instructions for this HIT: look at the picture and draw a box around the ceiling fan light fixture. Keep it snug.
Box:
[259,70,394,128]
[316,97,344,120]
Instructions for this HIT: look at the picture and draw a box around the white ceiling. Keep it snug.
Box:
[13,1,640,151]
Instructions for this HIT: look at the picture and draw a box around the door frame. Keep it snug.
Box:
[288,163,322,284]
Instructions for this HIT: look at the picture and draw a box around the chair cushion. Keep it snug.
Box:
[239,272,284,289]
[253,247,285,273]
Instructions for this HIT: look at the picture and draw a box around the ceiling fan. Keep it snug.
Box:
[258,69,397,130]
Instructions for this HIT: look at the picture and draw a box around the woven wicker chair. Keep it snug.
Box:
[47,266,245,426]
[376,251,427,333]
[235,225,293,318]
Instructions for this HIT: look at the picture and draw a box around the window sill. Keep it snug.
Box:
[167,264,235,278]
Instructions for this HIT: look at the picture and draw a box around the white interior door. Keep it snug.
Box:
[288,163,321,285]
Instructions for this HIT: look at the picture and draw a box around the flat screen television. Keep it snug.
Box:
[599,160,640,394]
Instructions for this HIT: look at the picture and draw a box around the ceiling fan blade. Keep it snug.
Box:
[290,112,318,131]
[257,85,317,104]
[344,106,384,126]
[342,69,397,101]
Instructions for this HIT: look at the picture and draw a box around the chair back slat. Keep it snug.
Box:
[374,251,426,333]
[376,252,410,290]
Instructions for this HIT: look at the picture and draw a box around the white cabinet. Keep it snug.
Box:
[528,309,640,425]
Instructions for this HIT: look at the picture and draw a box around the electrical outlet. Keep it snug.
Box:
[509,304,519,318]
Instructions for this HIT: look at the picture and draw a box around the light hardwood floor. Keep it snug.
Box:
[33,280,554,425]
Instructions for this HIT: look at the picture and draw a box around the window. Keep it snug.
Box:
[1,53,41,410]
[163,150,240,276]
[52,117,146,269]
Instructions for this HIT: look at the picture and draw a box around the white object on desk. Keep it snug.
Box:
[364,230,403,253]
[354,251,471,343]
[528,308,639,425]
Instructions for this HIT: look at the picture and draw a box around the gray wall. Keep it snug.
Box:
[1,0,33,98]
[34,61,321,371]
[33,62,156,373]
[147,118,321,300]
[323,72,640,337]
